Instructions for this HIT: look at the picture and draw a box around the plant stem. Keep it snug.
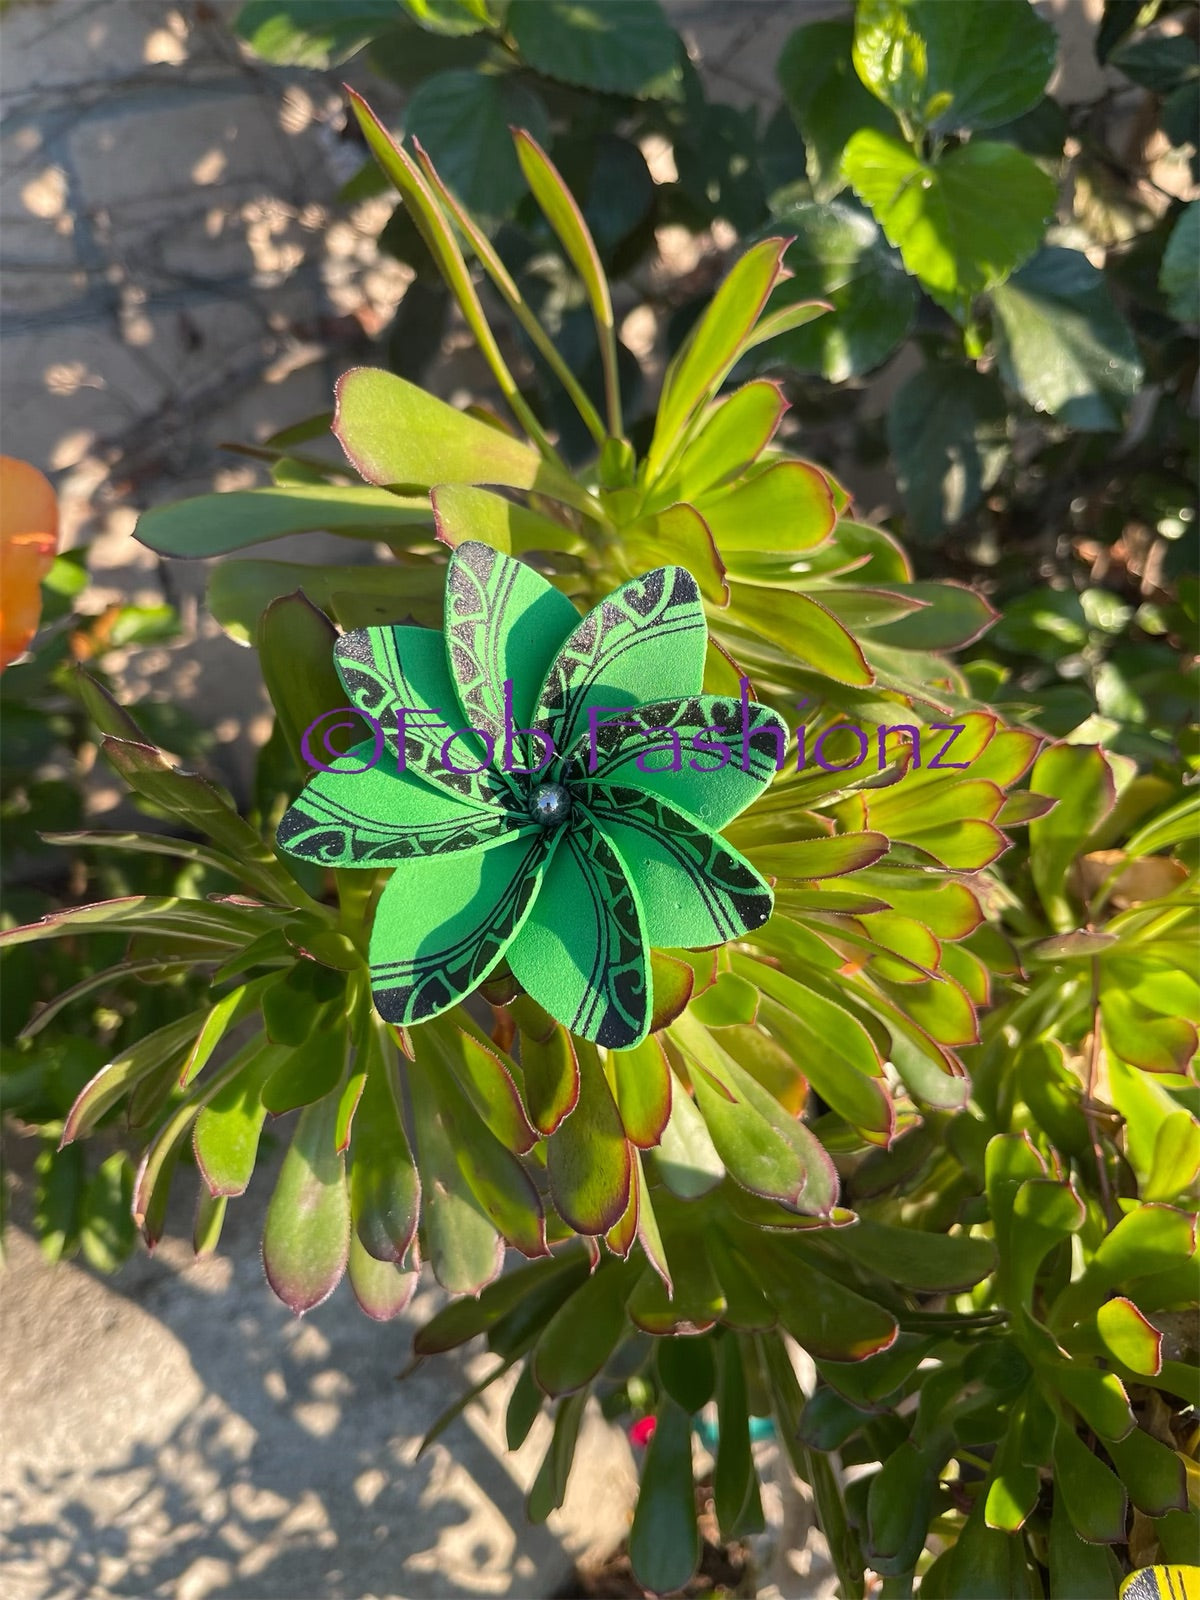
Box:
[600,324,623,441]
[1085,958,1116,1226]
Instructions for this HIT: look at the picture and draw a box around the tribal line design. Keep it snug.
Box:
[277,542,783,1047]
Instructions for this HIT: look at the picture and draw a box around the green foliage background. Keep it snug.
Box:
[1,2,1196,1595]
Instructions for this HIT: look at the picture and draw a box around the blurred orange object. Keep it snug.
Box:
[0,455,59,670]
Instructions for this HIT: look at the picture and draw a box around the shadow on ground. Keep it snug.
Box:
[0,1135,635,1600]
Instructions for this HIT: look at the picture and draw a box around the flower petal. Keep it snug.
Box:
[277,742,520,867]
[563,693,785,831]
[1,456,58,671]
[334,622,514,809]
[575,782,773,948]
[445,541,580,755]
[369,830,551,1026]
[506,818,650,1049]
[532,567,707,761]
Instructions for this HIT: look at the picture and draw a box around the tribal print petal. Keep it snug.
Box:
[532,566,707,759]
[369,830,553,1025]
[575,781,774,948]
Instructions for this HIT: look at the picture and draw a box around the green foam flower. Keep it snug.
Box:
[277,541,786,1048]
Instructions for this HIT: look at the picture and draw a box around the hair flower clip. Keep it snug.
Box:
[277,542,786,1047]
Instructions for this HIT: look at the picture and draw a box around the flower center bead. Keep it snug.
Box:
[529,782,572,827]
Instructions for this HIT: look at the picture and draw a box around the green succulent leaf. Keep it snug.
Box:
[546,1042,631,1234]
[334,367,592,513]
[262,1086,352,1314]
[1052,1421,1128,1544]
[532,1261,632,1396]
[194,1037,290,1198]
[135,483,429,559]
[628,1397,700,1594]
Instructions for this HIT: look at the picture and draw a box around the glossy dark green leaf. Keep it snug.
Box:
[797,1385,871,1450]
[835,1218,995,1291]
[992,248,1143,431]
[921,1500,1039,1599]
[235,0,398,66]
[404,70,549,223]
[506,1361,542,1451]
[1110,30,1200,93]
[777,18,896,201]
[1047,1492,1121,1599]
[628,1397,699,1595]
[766,201,915,379]
[263,1088,351,1314]
[507,0,682,100]
[1105,1426,1188,1517]
[705,1228,776,1332]
[887,364,1007,540]
[757,1242,898,1361]
[1160,200,1199,322]
[853,0,1055,132]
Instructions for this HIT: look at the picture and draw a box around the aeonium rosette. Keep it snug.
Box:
[276,540,787,1048]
